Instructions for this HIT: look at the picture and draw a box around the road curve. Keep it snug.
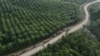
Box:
[20,0,100,56]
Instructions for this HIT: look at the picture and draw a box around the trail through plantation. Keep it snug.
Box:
[18,0,100,56]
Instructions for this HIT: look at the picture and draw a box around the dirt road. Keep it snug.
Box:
[19,0,100,56]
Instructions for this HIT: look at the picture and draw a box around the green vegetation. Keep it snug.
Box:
[61,0,93,4]
[62,0,86,4]
[34,31,100,56]
[0,0,82,55]
[33,0,100,56]
[88,2,100,41]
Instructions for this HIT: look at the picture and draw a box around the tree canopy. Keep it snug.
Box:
[0,0,82,55]
[34,31,100,56]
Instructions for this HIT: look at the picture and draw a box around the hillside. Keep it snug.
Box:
[0,0,82,55]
